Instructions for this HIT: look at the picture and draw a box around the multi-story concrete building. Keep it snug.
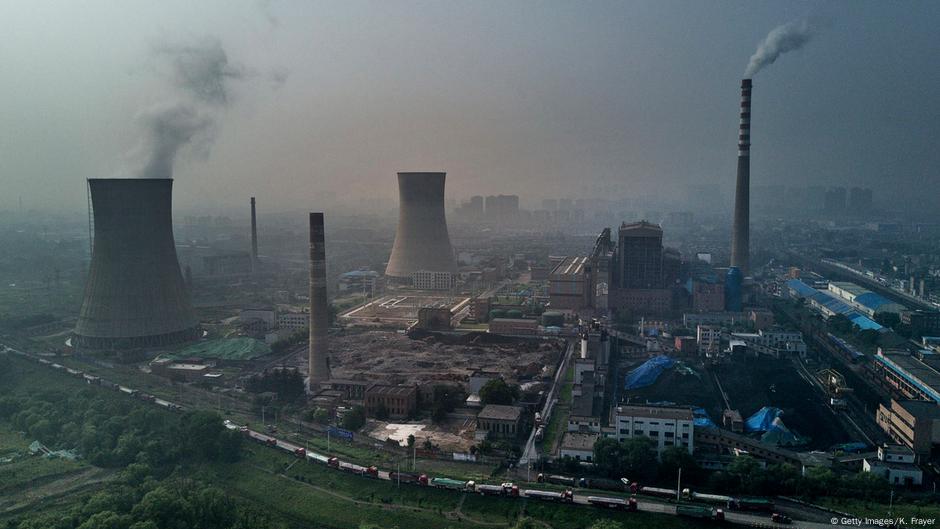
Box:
[617,221,665,289]
[612,405,694,456]
[277,311,309,330]
[876,398,940,459]
[696,325,722,353]
[412,270,454,290]
[548,256,591,310]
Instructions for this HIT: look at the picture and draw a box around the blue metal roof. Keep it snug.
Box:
[787,279,883,330]
[853,292,896,311]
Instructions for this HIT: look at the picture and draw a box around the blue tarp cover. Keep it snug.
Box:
[692,407,717,429]
[624,355,675,390]
[760,417,803,446]
[744,406,782,432]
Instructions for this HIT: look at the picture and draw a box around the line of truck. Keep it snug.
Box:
[7,346,777,524]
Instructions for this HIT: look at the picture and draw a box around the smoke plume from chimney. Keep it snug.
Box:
[130,37,246,179]
[744,18,826,78]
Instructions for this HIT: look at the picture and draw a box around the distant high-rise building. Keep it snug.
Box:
[484,194,520,224]
[849,187,873,211]
[617,221,665,289]
[824,187,848,212]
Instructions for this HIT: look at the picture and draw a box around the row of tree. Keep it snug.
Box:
[0,391,242,468]
[9,466,284,529]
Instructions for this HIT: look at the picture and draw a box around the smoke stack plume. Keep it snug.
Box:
[250,197,258,272]
[730,79,752,274]
[308,212,331,386]
[745,18,824,78]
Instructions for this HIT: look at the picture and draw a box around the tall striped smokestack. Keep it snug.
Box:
[731,79,751,274]
[250,197,258,272]
[308,212,331,386]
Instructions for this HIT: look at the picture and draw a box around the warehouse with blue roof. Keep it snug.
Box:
[827,281,907,318]
[785,279,883,331]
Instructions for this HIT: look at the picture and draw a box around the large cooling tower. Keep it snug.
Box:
[74,178,198,349]
[730,79,752,275]
[385,172,457,279]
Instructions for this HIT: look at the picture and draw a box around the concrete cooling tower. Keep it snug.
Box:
[385,172,457,279]
[74,178,199,349]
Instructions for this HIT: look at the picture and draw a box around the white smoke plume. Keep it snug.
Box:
[744,18,826,78]
[132,37,243,178]
[154,37,246,105]
[136,102,214,180]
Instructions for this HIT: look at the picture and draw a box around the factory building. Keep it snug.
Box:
[862,444,923,486]
[476,404,524,440]
[827,282,906,318]
[548,256,591,310]
[412,270,454,290]
[785,279,883,331]
[364,384,417,419]
[874,349,940,405]
[611,405,694,456]
[876,399,940,459]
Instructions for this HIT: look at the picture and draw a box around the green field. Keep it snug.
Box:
[216,444,707,529]
[814,496,940,522]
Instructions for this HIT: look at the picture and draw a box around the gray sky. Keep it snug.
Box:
[2,0,938,214]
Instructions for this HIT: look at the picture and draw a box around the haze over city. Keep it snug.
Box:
[3,0,940,215]
[3,3,940,529]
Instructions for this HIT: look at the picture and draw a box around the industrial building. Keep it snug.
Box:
[364,384,417,419]
[785,279,883,331]
[548,256,591,310]
[385,172,457,281]
[862,444,923,486]
[611,405,694,456]
[876,398,940,459]
[827,282,906,318]
[874,349,940,405]
[559,432,600,462]
[476,404,524,440]
[412,270,454,290]
[74,178,199,349]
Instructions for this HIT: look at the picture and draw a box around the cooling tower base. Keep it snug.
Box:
[72,326,200,350]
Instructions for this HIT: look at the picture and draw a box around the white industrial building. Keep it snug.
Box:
[611,405,694,456]
[862,444,923,486]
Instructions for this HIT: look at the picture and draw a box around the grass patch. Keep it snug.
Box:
[814,496,940,521]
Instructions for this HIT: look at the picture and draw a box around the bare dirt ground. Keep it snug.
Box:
[366,417,476,452]
[327,330,564,388]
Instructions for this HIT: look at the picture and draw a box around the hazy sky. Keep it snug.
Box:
[2,1,939,214]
